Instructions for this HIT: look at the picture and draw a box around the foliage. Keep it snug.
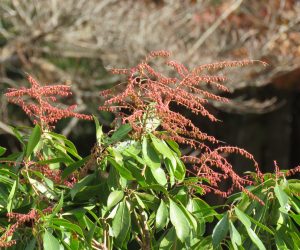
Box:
[0,52,299,249]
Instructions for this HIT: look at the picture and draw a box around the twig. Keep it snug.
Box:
[0,121,13,135]
[188,0,243,56]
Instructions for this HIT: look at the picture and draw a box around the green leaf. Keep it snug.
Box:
[235,207,251,228]
[274,184,289,209]
[106,124,132,145]
[288,182,300,194]
[0,146,6,157]
[70,174,95,199]
[174,157,185,181]
[7,179,18,212]
[151,167,167,186]
[107,190,124,211]
[69,237,79,250]
[169,198,190,243]
[142,137,161,170]
[51,218,84,237]
[159,227,180,249]
[26,125,41,158]
[86,222,97,246]
[246,213,274,235]
[112,200,131,246]
[289,214,300,226]
[94,115,103,145]
[107,157,134,180]
[166,140,181,156]
[37,157,73,165]
[150,134,174,160]
[62,156,90,179]
[275,232,289,250]
[138,185,168,195]
[25,237,36,250]
[156,200,168,230]
[43,230,61,250]
[212,212,229,248]
[28,177,56,199]
[47,132,78,154]
[49,193,64,219]
[164,158,175,186]
[229,221,241,246]
[235,207,266,250]
[246,228,266,250]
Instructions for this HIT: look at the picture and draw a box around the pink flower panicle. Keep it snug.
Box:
[193,59,268,74]
[31,163,77,188]
[5,74,92,129]
[0,210,38,247]
[286,165,300,177]
[183,147,264,205]
[99,50,266,201]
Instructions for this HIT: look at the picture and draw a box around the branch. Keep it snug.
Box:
[188,0,243,56]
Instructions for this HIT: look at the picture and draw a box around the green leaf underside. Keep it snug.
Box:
[26,125,41,158]
[212,212,229,248]
[43,230,60,250]
[156,199,168,230]
[169,198,190,243]
[112,200,131,246]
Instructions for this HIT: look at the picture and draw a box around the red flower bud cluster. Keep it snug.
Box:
[5,75,92,129]
[0,210,38,247]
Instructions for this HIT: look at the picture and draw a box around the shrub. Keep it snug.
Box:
[0,51,299,249]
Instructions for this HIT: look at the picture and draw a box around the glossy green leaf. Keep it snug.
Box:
[151,167,167,186]
[112,200,131,246]
[150,134,174,160]
[275,232,289,250]
[62,156,90,179]
[164,158,175,186]
[246,228,266,250]
[229,221,241,246]
[47,132,78,153]
[49,192,64,218]
[26,124,41,158]
[174,157,185,181]
[212,212,229,248]
[70,174,95,199]
[159,227,180,249]
[247,213,274,235]
[156,200,168,230]
[108,157,134,180]
[274,184,289,209]
[166,140,181,156]
[169,198,190,243]
[25,238,36,250]
[69,237,79,250]
[288,182,300,194]
[235,207,251,228]
[235,207,266,250]
[7,179,18,212]
[106,124,132,145]
[107,190,124,210]
[138,185,168,195]
[51,218,84,236]
[86,221,97,246]
[43,230,60,250]
[28,177,56,199]
[290,214,300,226]
[142,137,160,170]
[0,146,6,157]
[37,157,73,165]
[94,115,103,145]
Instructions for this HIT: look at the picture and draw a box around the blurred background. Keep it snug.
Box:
[1,0,300,173]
